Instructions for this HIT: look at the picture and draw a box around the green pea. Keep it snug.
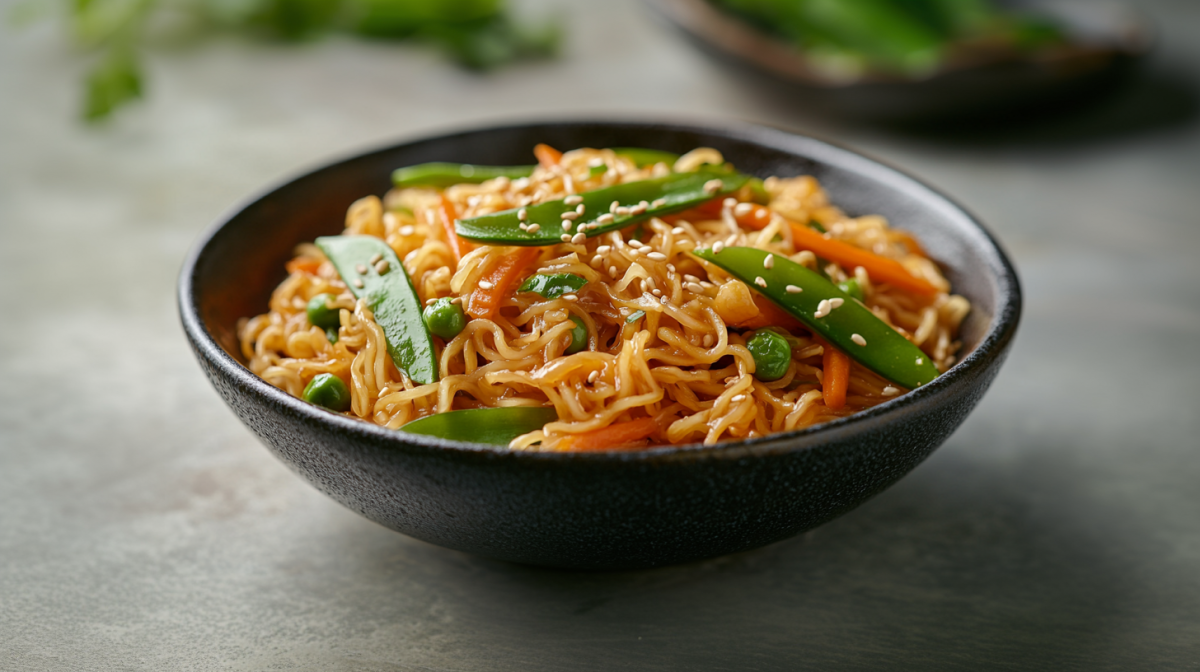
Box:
[566,315,587,354]
[302,373,351,412]
[837,278,864,302]
[747,330,792,382]
[422,297,467,340]
[306,293,341,330]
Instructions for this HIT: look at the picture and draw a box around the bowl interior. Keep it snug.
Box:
[193,121,1009,377]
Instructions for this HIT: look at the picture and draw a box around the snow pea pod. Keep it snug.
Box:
[610,147,679,168]
[401,407,559,445]
[316,235,439,385]
[455,168,749,246]
[392,162,536,188]
[694,246,941,389]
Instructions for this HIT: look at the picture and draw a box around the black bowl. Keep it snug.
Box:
[179,120,1021,569]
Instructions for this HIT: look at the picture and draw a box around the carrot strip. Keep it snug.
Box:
[821,339,851,411]
[558,417,659,451]
[438,194,473,263]
[661,197,725,224]
[734,295,804,330]
[534,143,562,169]
[286,258,322,275]
[466,247,541,320]
[733,205,939,297]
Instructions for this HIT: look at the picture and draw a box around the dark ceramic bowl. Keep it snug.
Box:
[179,120,1021,569]
[648,0,1153,122]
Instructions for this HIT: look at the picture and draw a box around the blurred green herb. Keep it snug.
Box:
[708,0,1062,77]
[19,0,558,122]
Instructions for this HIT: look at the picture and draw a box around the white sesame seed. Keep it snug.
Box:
[575,203,586,216]
[590,256,604,269]
[734,202,753,217]
[518,208,529,221]
[723,197,737,208]
[425,297,437,306]
[703,334,714,347]
[616,206,631,216]
[450,297,461,305]
[712,241,725,254]
[628,239,645,249]
[671,226,686,235]
[478,280,494,290]
[651,289,662,297]
[369,253,383,265]
[667,264,676,273]
[356,263,368,275]
[527,224,540,234]
[851,333,867,346]
[563,294,578,302]
[609,266,618,277]
[564,195,583,206]
[700,281,714,289]
[375,260,390,275]
[587,370,599,384]
[815,300,831,319]
[652,198,667,208]
[916,357,924,365]
[399,225,415,236]
[684,274,701,283]
[560,234,572,243]
[519,223,528,232]
[561,211,579,221]
[561,220,572,231]
[352,278,364,289]
[763,254,774,269]
[785,285,803,294]
[754,276,767,288]
[597,213,615,225]
[609,200,619,214]
[882,386,899,397]
[646,252,667,261]
[630,203,647,215]
[571,232,587,244]
[703,179,723,194]
[685,282,705,293]
[596,245,611,253]
[829,298,845,310]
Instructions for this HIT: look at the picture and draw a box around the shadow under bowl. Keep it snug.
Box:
[178,119,1021,569]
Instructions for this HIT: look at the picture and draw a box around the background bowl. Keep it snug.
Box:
[179,119,1021,569]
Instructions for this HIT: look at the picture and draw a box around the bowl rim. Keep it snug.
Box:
[178,116,1022,463]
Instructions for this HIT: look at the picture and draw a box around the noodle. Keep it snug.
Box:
[238,147,969,450]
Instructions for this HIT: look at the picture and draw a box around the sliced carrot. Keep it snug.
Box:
[558,417,659,451]
[733,206,939,297]
[286,258,322,275]
[466,247,541,320]
[821,339,851,411]
[734,295,804,331]
[534,143,562,169]
[438,194,473,264]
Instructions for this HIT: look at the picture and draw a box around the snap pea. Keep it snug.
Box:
[401,407,559,445]
[565,315,587,354]
[455,168,749,246]
[837,278,864,301]
[316,235,439,385]
[518,273,587,299]
[746,330,792,381]
[302,373,351,412]
[611,147,679,168]
[694,246,940,389]
[392,162,536,189]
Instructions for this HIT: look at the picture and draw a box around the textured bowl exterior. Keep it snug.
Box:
[179,120,1021,569]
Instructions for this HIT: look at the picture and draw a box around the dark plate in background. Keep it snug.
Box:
[648,0,1154,122]
[179,119,1021,569]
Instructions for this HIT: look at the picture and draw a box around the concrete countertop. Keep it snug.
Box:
[3,0,1198,668]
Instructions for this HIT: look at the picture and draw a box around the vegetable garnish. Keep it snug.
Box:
[401,407,558,445]
[392,163,535,189]
[534,143,563,168]
[438,194,473,263]
[518,273,588,299]
[610,148,680,168]
[556,417,659,451]
[820,339,852,410]
[694,246,940,389]
[316,235,439,385]
[733,205,938,296]
[303,373,352,412]
[466,247,542,320]
[455,168,750,246]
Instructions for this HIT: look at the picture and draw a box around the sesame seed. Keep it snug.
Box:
[616,206,631,216]
[517,208,527,221]
[609,201,619,214]
[356,263,368,275]
[723,197,737,208]
[916,357,924,365]
[478,280,494,290]
[587,370,600,384]
[591,256,604,268]
[815,300,831,318]
[375,260,390,275]
[399,225,415,236]
[369,253,383,265]
[561,221,572,232]
[571,232,587,244]
[597,213,615,225]
[608,266,618,277]
[596,245,611,253]
[652,198,667,208]
[425,298,437,306]
[651,289,662,297]
[703,179,722,194]
[575,204,586,216]
[882,386,899,397]
[519,223,528,232]
[628,239,645,249]
[684,274,700,283]
[754,276,767,288]
[785,285,803,294]
[646,252,667,261]
[564,195,583,206]
[630,203,647,215]
[560,233,572,243]
[734,202,753,217]
[563,294,578,302]
[829,298,845,310]
[671,226,686,235]
[700,281,714,289]
[450,297,461,305]
[763,254,774,269]
[685,282,705,293]
[352,278,364,289]
[561,211,579,221]
[527,224,540,234]
[712,241,725,254]
[851,333,867,346]
[703,334,714,347]
[667,264,676,272]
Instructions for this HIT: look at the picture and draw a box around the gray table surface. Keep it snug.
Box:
[3,0,1199,669]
